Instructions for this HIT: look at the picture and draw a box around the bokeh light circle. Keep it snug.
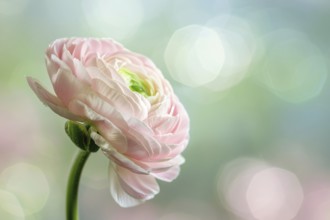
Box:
[218,158,304,220]
[299,185,330,220]
[256,29,327,103]
[82,0,144,40]
[170,0,231,27]
[246,167,304,220]
[0,163,50,216]
[165,25,225,87]
[205,14,257,91]
[218,158,269,219]
[0,190,24,219]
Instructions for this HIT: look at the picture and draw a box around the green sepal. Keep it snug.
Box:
[65,121,100,153]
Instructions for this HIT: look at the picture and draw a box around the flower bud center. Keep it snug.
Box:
[118,68,154,97]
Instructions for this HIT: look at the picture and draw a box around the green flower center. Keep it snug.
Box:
[118,68,154,97]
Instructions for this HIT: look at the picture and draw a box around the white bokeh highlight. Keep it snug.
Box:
[218,158,269,219]
[165,25,225,87]
[0,190,24,220]
[218,158,304,220]
[205,15,257,91]
[256,29,327,103]
[246,167,304,220]
[300,184,330,220]
[82,0,144,40]
[0,163,50,216]
[165,15,257,92]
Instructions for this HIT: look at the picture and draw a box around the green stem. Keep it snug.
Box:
[66,150,90,220]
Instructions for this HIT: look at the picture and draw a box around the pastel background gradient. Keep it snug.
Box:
[1,0,330,219]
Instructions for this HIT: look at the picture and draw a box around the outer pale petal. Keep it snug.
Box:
[124,119,167,160]
[68,92,128,129]
[53,68,88,106]
[91,132,149,174]
[151,165,181,182]
[156,129,189,145]
[68,99,129,153]
[138,155,185,182]
[90,131,148,174]
[163,140,189,158]
[26,77,82,121]
[109,162,159,207]
[93,120,128,153]
[109,163,145,207]
[140,155,185,171]
[148,115,179,135]
[45,55,61,84]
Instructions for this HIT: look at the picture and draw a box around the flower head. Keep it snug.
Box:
[27,38,190,207]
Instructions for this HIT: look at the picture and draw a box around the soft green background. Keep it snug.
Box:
[1,0,330,219]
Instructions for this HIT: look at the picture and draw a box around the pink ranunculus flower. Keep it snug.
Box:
[27,38,190,207]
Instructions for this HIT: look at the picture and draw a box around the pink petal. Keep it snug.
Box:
[53,68,88,106]
[46,54,71,84]
[47,38,66,58]
[26,77,82,121]
[123,119,165,160]
[149,96,171,116]
[136,155,184,182]
[162,141,189,158]
[67,99,103,121]
[68,99,131,154]
[140,155,185,171]
[93,119,128,153]
[156,129,189,145]
[72,58,91,82]
[125,118,188,162]
[109,162,145,207]
[94,57,127,83]
[71,39,89,60]
[91,79,147,120]
[90,131,148,174]
[45,55,60,84]
[61,45,76,71]
[91,72,151,115]
[68,92,128,129]
[124,119,184,161]
[151,165,181,182]
[148,115,180,134]
[90,38,123,55]
[112,162,159,203]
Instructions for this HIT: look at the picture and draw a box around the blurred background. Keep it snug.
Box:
[1,0,330,219]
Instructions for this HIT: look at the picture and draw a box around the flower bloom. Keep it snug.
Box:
[27,38,190,207]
